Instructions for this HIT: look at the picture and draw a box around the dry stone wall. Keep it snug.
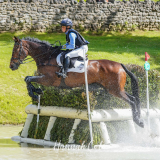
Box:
[0,0,160,32]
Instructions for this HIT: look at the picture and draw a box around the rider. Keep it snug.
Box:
[57,18,89,78]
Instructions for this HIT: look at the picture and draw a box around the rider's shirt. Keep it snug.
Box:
[62,31,77,49]
[62,29,89,50]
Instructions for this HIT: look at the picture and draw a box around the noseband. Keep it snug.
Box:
[11,40,27,64]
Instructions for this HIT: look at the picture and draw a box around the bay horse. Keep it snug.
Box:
[10,36,144,128]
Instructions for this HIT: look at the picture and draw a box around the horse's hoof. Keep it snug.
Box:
[133,118,144,128]
[139,119,144,128]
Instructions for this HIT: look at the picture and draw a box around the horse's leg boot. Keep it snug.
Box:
[27,83,38,101]
[35,88,43,95]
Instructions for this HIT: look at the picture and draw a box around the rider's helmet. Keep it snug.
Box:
[60,18,73,28]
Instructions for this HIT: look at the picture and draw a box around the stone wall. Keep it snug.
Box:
[0,0,160,32]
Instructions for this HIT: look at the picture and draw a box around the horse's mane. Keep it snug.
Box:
[22,37,61,59]
[22,37,52,47]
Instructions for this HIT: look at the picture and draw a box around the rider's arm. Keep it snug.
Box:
[62,32,77,49]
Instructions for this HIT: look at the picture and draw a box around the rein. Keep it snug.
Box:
[13,40,61,67]
[36,46,61,67]
[23,40,62,65]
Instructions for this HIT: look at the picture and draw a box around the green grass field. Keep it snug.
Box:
[0,31,160,124]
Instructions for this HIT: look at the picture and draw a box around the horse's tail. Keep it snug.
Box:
[121,64,140,110]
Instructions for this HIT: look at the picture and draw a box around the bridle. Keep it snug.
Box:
[11,39,62,66]
[11,40,27,64]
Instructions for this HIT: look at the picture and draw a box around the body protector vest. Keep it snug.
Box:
[66,29,89,48]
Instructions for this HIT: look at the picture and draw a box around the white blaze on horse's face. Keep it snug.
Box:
[10,37,25,71]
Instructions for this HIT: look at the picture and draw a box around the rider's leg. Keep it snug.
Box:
[63,56,70,78]
[57,48,81,78]
[65,47,82,58]
[65,45,88,58]
[80,45,88,57]
[57,45,88,78]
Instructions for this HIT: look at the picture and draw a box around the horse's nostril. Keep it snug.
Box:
[10,64,15,70]
[10,63,14,67]
[10,63,19,70]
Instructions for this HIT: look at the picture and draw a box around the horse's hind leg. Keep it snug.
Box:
[125,92,135,102]
[125,92,141,118]
[120,91,144,128]
[109,89,144,128]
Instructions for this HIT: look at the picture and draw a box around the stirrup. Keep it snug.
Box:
[56,72,67,78]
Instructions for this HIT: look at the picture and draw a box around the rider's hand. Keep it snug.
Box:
[62,45,67,49]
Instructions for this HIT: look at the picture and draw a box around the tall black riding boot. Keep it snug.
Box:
[57,56,70,78]
[63,56,70,77]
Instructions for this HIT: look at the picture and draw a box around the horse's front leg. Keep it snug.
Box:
[25,75,45,101]
[25,75,45,84]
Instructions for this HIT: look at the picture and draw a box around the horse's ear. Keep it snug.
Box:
[13,36,20,43]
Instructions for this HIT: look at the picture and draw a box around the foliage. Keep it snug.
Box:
[27,115,50,139]
[50,118,74,144]
[32,85,97,110]
[125,64,160,109]
[74,121,102,145]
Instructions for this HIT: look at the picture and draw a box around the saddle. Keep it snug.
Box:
[56,50,88,73]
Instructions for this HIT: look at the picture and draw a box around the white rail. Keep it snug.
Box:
[25,104,160,122]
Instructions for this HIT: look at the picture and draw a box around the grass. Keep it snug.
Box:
[0,30,160,124]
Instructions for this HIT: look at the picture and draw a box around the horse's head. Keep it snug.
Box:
[10,36,27,71]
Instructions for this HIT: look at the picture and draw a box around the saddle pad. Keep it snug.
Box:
[56,53,88,73]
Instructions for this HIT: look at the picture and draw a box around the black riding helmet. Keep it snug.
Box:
[60,18,73,28]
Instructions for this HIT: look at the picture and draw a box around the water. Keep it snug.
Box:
[1,125,160,160]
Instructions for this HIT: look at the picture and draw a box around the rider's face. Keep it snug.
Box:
[61,26,66,32]
[61,26,70,33]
